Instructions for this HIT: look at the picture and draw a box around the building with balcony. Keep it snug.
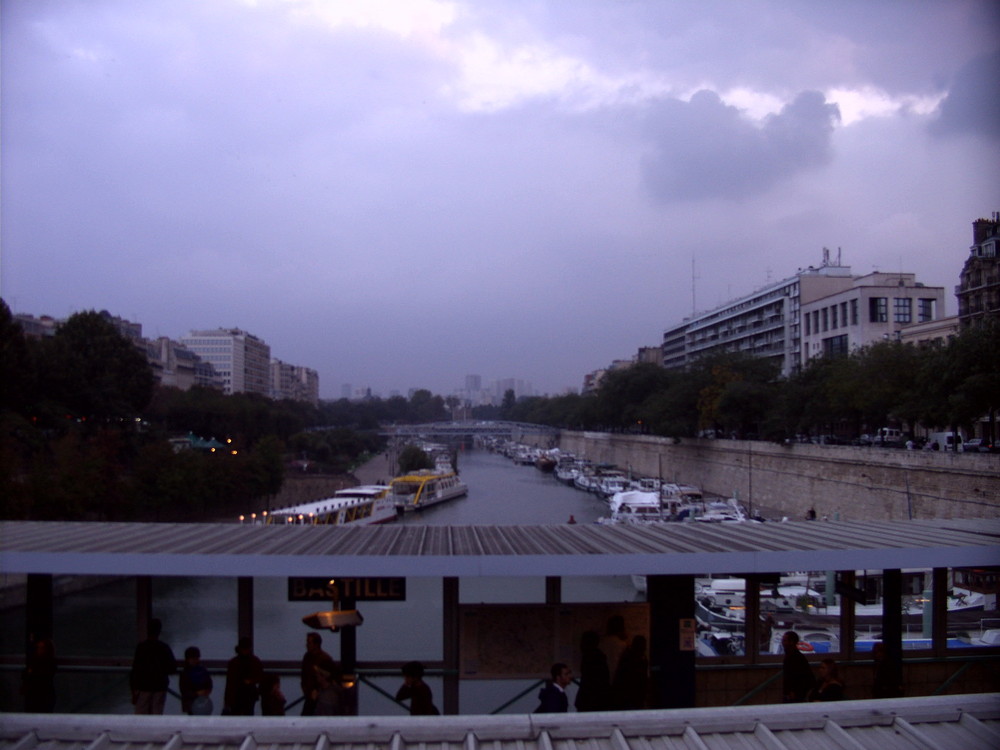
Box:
[956,213,1000,327]
[662,253,854,376]
[180,328,271,396]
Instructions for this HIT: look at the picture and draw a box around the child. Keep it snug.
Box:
[179,646,213,715]
[260,673,286,716]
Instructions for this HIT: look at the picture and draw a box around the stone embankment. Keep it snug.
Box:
[528,431,1000,522]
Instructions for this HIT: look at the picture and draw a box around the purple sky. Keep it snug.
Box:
[3,0,998,398]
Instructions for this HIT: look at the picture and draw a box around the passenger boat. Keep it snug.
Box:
[389,470,468,512]
[259,485,396,526]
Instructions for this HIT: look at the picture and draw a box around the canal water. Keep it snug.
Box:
[1,449,641,716]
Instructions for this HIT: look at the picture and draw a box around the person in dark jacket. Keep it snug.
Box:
[809,658,845,701]
[535,663,573,713]
[574,630,611,712]
[179,646,213,715]
[780,631,816,703]
[612,634,650,710]
[300,632,335,716]
[395,661,440,715]
[224,637,263,715]
[130,619,177,715]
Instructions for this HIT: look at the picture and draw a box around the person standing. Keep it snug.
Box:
[600,615,628,679]
[612,634,650,710]
[224,637,263,715]
[535,663,573,713]
[780,631,816,703]
[300,632,335,716]
[129,619,177,715]
[809,658,845,701]
[574,631,611,712]
[395,661,440,715]
[179,646,213,715]
[260,673,286,716]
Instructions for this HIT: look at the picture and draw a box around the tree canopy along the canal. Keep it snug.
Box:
[499,320,1000,442]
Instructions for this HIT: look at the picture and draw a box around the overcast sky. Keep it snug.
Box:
[3,0,999,398]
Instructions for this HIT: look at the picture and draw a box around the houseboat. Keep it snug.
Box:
[258,485,396,526]
[389,470,468,512]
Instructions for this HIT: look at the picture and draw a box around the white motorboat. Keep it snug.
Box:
[600,490,670,525]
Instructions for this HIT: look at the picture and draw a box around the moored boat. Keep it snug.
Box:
[258,485,396,526]
[389,470,468,512]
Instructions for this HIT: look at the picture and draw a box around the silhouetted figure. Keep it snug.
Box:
[130,619,177,715]
[600,615,628,678]
[313,658,347,716]
[300,632,335,716]
[612,634,650,709]
[395,660,440,715]
[575,630,611,712]
[780,631,816,703]
[224,637,263,715]
[809,658,845,701]
[535,663,572,713]
[179,646,213,715]
[260,673,286,716]
[22,637,56,713]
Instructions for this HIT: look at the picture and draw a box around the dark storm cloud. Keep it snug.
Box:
[641,90,840,202]
[930,49,1000,141]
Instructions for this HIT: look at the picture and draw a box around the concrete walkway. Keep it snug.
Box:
[352,451,394,486]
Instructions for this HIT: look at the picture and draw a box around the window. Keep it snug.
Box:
[813,310,819,333]
[831,305,838,329]
[894,297,912,324]
[850,299,859,325]
[869,297,887,323]
[918,298,935,322]
[822,308,829,332]
[804,313,811,336]
[840,302,848,327]
[823,334,849,357]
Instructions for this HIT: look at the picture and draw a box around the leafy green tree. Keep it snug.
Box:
[36,311,154,421]
[398,444,433,474]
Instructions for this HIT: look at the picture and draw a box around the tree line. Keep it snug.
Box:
[0,301,452,521]
[495,322,999,443]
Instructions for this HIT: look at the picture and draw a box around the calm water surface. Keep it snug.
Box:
[1,449,639,715]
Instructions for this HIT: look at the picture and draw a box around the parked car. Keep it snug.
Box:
[962,438,994,453]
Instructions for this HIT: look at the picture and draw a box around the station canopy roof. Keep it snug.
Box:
[1,694,999,750]
[2,518,998,578]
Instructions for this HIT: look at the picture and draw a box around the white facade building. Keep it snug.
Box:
[181,328,271,396]
[662,260,853,377]
[800,272,946,363]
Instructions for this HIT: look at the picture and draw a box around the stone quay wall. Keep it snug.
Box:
[539,431,1000,522]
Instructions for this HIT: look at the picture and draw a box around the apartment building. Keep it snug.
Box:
[662,256,853,376]
[181,328,271,396]
[956,213,1000,327]
[801,272,946,363]
[270,359,320,405]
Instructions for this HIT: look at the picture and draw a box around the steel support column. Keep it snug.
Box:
[647,574,695,708]
[442,577,459,715]
[237,577,254,642]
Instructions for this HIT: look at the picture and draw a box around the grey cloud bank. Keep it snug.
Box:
[2,0,998,398]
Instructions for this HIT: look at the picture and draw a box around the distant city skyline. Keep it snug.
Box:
[3,1,997,397]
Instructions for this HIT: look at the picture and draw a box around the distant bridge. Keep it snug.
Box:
[382,420,557,441]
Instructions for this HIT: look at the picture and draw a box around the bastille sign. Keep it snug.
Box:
[288,576,406,602]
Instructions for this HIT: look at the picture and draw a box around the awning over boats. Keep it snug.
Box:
[1,518,997,578]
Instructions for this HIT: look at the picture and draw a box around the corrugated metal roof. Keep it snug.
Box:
[1,694,998,750]
[2,519,998,578]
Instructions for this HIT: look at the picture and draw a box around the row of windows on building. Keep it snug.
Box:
[805,297,936,336]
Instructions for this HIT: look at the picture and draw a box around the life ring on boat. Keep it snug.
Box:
[797,641,814,653]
